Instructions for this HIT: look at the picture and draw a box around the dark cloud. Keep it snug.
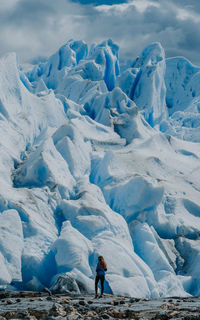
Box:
[0,0,200,66]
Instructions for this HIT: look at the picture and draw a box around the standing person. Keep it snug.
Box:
[95,255,107,298]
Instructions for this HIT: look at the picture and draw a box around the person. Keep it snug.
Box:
[95,255,107,298]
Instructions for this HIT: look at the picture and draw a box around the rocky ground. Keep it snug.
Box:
[0,290,200,320]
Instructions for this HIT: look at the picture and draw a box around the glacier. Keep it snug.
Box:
[0,39,200,298]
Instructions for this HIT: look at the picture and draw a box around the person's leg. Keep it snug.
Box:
[95,276,99,297]
[100,275,105,296]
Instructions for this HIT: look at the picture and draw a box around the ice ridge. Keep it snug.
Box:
[0,39,200,297]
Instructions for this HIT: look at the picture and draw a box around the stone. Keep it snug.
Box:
[6,299,14,305]
[67,312,83,320]
[43,287,52,296]
[50,303,67,317]
[29,310,49,318]
[50,274,81,295]
[79,300,87,306]
[101,313,110,319]
[0,291,200,320]
[108,310,125,319]
[1,312,17,319]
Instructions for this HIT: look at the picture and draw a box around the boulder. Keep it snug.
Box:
[50,274,81,295]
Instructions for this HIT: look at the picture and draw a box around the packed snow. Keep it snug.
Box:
[0,39,200,298]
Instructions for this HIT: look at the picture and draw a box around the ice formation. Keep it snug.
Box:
[0,39,200,298]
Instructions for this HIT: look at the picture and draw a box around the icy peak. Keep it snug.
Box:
[117,42,167,127]
[132,42,165,68]
[89,39,119,90]
[26,39,120,93]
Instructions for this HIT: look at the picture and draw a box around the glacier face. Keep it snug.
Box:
[0,39,200,297]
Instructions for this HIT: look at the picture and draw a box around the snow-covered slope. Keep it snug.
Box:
[0,39,200,297]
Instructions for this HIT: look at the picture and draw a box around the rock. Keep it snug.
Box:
[79,300,87,306]
[59,297,71,304]
[43,287,52,296]
[50,274,81,295]
[2,312,18,319]
[153,314,170,320]
[101,314,110,319]
[6,299,14,304]
[169,311,178,317]
[65,305,77,314]
[16,311,31,318]
[19,291,41,298]
[108,310,126,319]
[86,311,96,317]
[29,309,49,318]
[0,291,200,320]
[50,303,67,317]
[67,311,83,320]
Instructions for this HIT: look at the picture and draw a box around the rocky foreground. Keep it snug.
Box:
[0,290,200,320]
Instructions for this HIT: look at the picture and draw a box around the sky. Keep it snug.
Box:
[1,0,200,65]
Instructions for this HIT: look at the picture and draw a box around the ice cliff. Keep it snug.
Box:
[0,39,200,298]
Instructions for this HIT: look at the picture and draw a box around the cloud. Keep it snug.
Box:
[70,0,128,5]
[0,0,200,66]
[93,0,200,64]
[0,0,90,62]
